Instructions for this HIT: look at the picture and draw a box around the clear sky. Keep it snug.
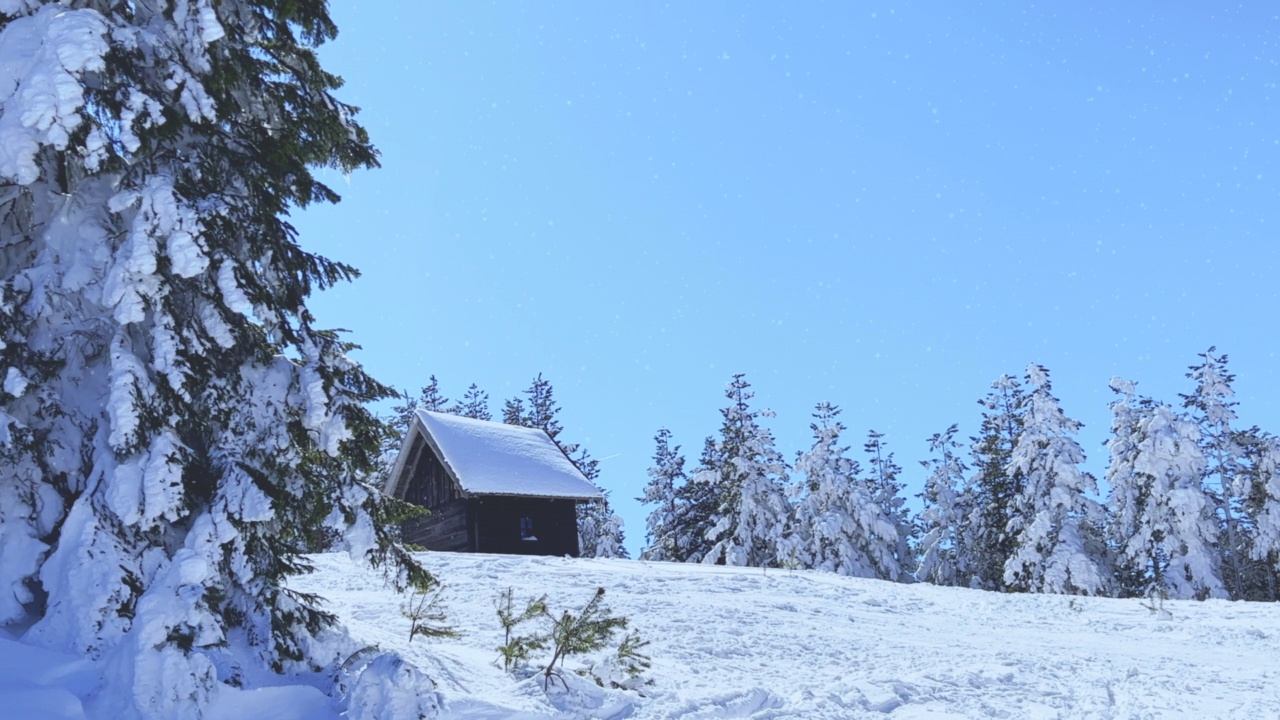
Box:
[295,2,1280,555]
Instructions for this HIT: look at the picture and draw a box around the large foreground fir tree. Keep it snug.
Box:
[0,2,431,717]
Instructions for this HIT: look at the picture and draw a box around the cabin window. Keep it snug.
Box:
[520,516,536,541]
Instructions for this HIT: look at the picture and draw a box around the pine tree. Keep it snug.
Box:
[418,375,451,413]
[668,437,721,563]
[1236,429,1280,600]
[387,374,449,441]
[917,425,972,586]
[458,383,492,421]
[785,403,901,579]
[639,428,687,562]
[0,2,430,714]
[1106,377,1226,600]
[700,374,790,567]
[521,372,562,440]
[571,444,628,559]
[965,374,1027,590]
[502,396,526,426]
[862,429,914,581]
[578,494,628,559]
[1181,347,1251,599]
[1003,364,1109,595]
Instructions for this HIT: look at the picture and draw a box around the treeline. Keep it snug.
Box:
[389,374,627,558]
[638,348,1280,602]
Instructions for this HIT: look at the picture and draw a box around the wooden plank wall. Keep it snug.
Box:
[404,441,458,508]
[402,499,472,552]
[399,437,471,551]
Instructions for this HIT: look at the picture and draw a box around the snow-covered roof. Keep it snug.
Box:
[387,410,603,501]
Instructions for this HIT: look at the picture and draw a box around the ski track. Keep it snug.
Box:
[292,553,1280,719]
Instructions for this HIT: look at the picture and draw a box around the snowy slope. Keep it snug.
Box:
[298,553,1280,719]
[5,552,1280,719]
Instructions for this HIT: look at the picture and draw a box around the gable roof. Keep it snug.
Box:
[385,410,604,501]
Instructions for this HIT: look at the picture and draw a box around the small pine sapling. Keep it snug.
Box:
[542,587,629,689]
[495,587,549,672]
[1140,584,1173,620]
[402,576,457,642]
[580,628,653,691]
[614,630,653,685]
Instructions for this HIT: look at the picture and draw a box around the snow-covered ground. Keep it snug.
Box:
[6,552,1280,718]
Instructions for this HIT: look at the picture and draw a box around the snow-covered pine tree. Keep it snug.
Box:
[1106,377,1226,600]
[1236,428,1280,601]
[862,429,914,581]
[785,403,901,579]
[1180,347,1251,599]
[0,2,432,715]
[570,444,628,559]
[458,382,492,421]
[1002,364,1109,595]
[667,437,721,562]
[965,374,1027,590]
[700,374,790,567]
[639,428,686,562]
[917,425,972,587]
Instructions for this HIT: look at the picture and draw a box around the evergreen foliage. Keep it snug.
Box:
[785,403,903,579]
[965,374,1027,590]
[1106,378,1226,600]
[417,375,451,413]
[667,437,721,563]
[501,397,526,427]
[387,375,449,448]
[699,375,790,567]
[542,587,629,689]
[494,587,548,673]
[863,429,914,581]
[612,629,653,683]
[1002,364,1109,595]
[917,425,972,586]
[0,0,430,713]
[639,428,687,562]
[458,383,492,421]
[1180,348,1251,599]
[402,576,457,643]
[517,373,562,439]
[1239,431,1280,600]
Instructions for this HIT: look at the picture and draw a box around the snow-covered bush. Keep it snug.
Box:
[339,651,441,720]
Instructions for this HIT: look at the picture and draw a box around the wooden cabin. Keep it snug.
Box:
[383,410,603,556]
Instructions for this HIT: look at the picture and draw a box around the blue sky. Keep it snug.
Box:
[295,2,1280,554]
